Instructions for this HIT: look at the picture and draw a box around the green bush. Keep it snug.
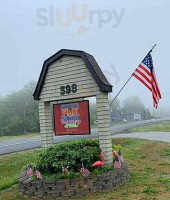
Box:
[37,139,101,173]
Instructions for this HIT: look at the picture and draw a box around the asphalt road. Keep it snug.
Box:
[0,118,170,155]
[113,132,170,142]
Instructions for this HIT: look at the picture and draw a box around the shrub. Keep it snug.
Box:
[37,139,101,173]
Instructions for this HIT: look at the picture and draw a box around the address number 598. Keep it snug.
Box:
[60,84,77,95]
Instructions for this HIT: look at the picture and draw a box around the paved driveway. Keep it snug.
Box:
[113,132,170,143]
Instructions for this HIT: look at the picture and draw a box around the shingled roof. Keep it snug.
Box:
[33,49,113,100]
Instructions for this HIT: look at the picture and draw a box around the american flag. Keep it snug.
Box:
[80,163,90,178]
[26,165,34,178]
[114,156,121,169]
[35,169,43,180]
[118,150,124,163]
[132,53,161,108]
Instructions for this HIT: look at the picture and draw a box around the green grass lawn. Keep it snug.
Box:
[130,121,170,132]
[0,138,170,200]
[0,133,40,142]
[0,149,41,191]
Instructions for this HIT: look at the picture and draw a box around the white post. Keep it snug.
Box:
[38,101,54,147]
[96,92,113,166]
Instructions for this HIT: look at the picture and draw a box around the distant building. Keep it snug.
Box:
[124,113,141,122]
[110,112,122,122]
[110,112,143,122]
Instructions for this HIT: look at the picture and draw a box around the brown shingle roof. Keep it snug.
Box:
[33,49,113,100]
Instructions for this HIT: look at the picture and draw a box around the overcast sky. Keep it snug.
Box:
[0,0,170,110]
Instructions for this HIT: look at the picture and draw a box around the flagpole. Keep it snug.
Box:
[109,44,157,107]
[109,75,133,106]
[148,44,156,54]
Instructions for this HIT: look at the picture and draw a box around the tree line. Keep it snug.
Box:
[90,96,152,124]
[0,82,39,136]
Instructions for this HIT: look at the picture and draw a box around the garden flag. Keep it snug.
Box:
[35,168,43,180]
[26,165,34,178]
[132,53,161,108]
[80,163,90,178]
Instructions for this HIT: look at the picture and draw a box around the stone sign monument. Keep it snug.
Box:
[33,49,113,166]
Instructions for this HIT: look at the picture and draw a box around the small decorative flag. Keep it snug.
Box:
[118,150,124,163]
[26,165,34,178]
[62,164,69,175]
[80,163,90,178]
[132,53,161,108]
[35,168,43,180]
[114,156,122,169]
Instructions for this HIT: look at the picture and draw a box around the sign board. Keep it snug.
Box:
[53,100,90,136]
[34,49,113,165]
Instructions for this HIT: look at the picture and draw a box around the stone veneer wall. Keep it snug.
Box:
[19,163,130,199]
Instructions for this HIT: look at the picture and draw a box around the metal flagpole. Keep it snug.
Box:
[109,75,133,106]
[109,44,157,107]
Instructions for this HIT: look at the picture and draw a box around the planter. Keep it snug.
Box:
[18,163,130,199]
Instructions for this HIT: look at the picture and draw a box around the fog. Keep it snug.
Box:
[0,0,170,112]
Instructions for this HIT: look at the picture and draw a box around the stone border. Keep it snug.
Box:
[19,163,130,199]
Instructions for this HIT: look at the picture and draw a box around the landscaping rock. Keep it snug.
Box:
[18,162,130,199]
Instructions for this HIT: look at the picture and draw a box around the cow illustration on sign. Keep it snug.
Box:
[60,103,81,128]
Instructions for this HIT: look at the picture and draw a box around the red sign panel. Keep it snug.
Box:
[53,101,90,136]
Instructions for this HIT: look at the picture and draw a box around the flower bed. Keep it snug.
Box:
[18,162,130,199]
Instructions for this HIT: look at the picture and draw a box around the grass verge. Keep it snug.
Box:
[0,133,40,142]
[0,149,41,190]
[130,121,170,132]
[0,138,170,200]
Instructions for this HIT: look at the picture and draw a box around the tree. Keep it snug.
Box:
[0,81,39,136]
[121,96,148,120]
[145,108,152,120]
[110,98,121,113]
[122,96,144,114]
[109,98,122,122]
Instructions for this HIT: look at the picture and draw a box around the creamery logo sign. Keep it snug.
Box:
[61,103,81,129]
[36,4,125,35]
